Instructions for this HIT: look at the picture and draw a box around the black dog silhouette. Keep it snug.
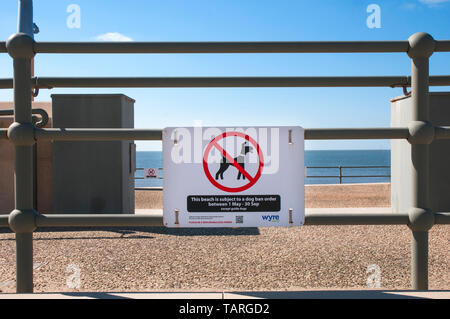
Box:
[215,142,253,180]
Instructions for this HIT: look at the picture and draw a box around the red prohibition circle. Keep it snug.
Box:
[202,131,264,193]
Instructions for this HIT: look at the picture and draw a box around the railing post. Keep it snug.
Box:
[17,0,34,37]
[6,0,37,294]
[338,166,342,184]
[406,32,436,291]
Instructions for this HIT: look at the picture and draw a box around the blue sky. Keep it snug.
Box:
[0,0,449,150]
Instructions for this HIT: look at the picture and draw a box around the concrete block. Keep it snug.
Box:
[52,94,135,214]
[391,92,450,213]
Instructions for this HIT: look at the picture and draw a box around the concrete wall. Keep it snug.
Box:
[52,94,135,214]
[0,102,53,214]
[391,92,450,213]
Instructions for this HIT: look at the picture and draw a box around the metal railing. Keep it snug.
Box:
[0,0,449,293]
[134,166,391,184]
[307,165,390,184]
[0,108,48,128]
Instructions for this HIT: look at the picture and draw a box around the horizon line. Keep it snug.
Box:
[136,148,391,152]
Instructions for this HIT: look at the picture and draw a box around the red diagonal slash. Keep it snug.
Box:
[203,131,264,193]
[212,141,255,182]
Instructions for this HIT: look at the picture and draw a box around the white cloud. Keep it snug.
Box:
[402,2,417,10]
[419,0,450,6]
[95,32,133,42]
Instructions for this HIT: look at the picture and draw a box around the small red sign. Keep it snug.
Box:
[144,168,158,178]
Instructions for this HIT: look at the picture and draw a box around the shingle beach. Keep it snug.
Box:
[0,183,448,293]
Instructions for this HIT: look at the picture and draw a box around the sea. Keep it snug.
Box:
[135,150,390,187]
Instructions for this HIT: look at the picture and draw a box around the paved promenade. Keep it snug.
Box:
[1,290,449,299]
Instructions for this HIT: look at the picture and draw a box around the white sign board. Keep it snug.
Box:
[163,126,304,227]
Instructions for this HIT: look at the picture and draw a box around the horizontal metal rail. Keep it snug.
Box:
[134,166,391,181]
[34,212,410,227]
[135,187,163,191]
[307,126,450,140]
[304,128,410,140]
[35,214,163,227]
[0,75,448,89]
[0,127,448,141]
[0,215,8,227]
[0,211,449,229]
[0,40,447,54]
[435,40,450,52]
[0,108,49,128]
[0,79,13,89]
[307,165,389,169]
[335,175,391,178]
[306,175,391,178]
[434,126,450,139]
[304,212,409,225]
[32,41,411,54]
[137,166,390,169]
[306,176,344,178]
[31,128,410,141]
[34,128,163,141]
[434,212,450,225]
[29,76,450,88]
[307,165,390,183]
[136,175,391,180]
